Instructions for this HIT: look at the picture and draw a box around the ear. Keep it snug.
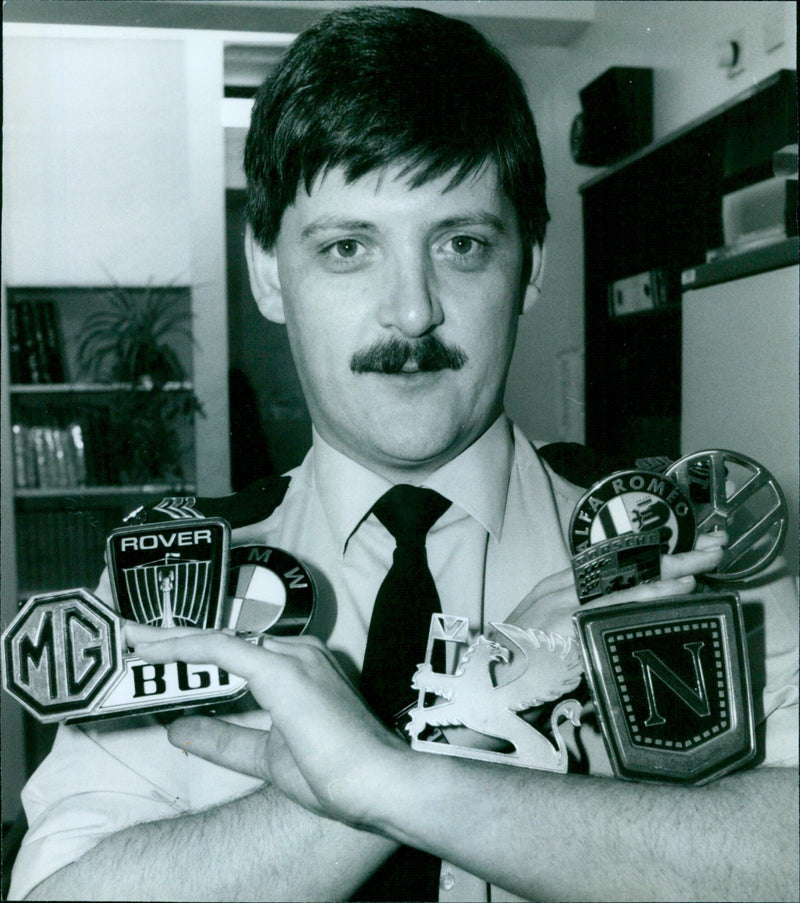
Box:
[521,243,546,315]
[245,223,285,324]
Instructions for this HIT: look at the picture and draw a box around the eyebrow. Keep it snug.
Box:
[433,213,508,235]
[300,218,378,240]
[300,212,508,241]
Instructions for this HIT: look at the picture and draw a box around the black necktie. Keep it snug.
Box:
[360,484,451,727]
[353,484,450,903]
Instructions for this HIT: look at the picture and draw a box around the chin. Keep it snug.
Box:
[369,424,470,472]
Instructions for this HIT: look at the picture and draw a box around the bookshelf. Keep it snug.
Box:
[6,286,199,602]
[580,69,797,462]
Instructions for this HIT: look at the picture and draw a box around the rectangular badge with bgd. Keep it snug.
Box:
[574,592,756,785]
[1,589,252,724]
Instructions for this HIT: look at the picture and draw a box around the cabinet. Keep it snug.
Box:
[6,286,198,601]
[580,69,797,462]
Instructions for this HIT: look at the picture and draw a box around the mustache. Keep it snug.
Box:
[350,335,468,374]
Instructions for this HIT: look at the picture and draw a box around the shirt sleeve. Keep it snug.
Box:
[8,719,189,900]
[737,559,799,767]
[9,709,267,901]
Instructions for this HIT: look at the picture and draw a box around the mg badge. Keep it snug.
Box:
[223,546,315,635]
[569,470,695,556]
[106,518,229,629]
[2,590,123,722]
[574,593,755,784]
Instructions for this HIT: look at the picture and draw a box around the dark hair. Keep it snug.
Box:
[244,5,548,276]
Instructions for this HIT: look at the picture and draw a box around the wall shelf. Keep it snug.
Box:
[15,484,196,500]
[5,285,199,602]
[580,69,797,462]
[10,381,194,395]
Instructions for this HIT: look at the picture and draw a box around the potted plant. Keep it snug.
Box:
[77,284,204,485]
[77,284,195,386]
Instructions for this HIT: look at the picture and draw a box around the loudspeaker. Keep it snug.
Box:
[571,67,653,167]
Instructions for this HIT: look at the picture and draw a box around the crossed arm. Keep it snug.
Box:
[25,542,799,901]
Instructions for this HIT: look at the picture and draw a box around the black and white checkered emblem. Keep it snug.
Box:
[223,546,315,635]
[106,518,229,629]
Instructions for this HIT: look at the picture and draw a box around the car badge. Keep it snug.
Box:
[106,518,229,629]
[405,614,583,772]
[2,589,123,723]
[574,592,756,784]
[665,449,788,580]
[2,590,254,723]
[222,546,315,635]
[572,529,663,603]
[569,469,696,556]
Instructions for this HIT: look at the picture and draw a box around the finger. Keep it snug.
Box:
[532,567,576,596]
[581,576,696,611]
[133,632,272,685]
[662,547,724,580]
[694,529,728,551]
[167,716,272,780]
[124,621,208,646]
[257,634,352,679]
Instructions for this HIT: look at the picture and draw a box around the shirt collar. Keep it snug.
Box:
[312,415,514,556]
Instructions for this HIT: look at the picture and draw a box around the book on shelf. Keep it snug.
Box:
[12,421,90,490]
[7,298,67,384]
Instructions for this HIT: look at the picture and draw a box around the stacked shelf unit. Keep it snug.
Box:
[6,286,198,600]
[580,69,797,463]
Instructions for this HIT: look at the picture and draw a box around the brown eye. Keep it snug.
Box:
[334,239,360,258]
[451,236,476,254]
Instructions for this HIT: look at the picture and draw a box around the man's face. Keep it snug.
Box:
[269,162,528,478]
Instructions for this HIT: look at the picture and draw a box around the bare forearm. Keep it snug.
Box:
[377,755,798,902]
[27,784,396,901]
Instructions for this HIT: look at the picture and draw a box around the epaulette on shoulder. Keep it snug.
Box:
[536,442,628,490]
[123,475,291,528]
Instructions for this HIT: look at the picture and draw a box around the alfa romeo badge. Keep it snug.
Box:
[574,592,756,784]
[572,530,662,603]
[222,546,315,635]
[665,450,788,580]
[106,518,229,629]
[569,470,695,556]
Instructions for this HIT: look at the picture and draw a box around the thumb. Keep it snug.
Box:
[167,715,272,780]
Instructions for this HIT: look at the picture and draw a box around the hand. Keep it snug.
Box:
[508,530,728,637]
[126,624,408,827]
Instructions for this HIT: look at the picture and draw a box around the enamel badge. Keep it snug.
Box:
[1,590,252,724]
[223,546,314,635]
[569,470,696,556]
[572,529,663,603]
[3,539,317,723]
[406,614,583,772]
[574,593,756,784]
[2,589,123,722]
[106,518,229,629]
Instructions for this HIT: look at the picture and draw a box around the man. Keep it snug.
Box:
[10,6,798,901]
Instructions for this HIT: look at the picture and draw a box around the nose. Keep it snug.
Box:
[378,253,443,338]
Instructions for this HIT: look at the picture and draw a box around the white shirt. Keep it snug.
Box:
[10,417,798,902]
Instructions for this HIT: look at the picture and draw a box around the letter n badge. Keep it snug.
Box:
[574,593,756,784]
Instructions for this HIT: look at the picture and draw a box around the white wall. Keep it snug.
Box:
[1,26,233,820]
[3,36,191,283]
[504,0,797,444]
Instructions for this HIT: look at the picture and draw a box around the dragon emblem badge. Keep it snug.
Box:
[407,615,583,772]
